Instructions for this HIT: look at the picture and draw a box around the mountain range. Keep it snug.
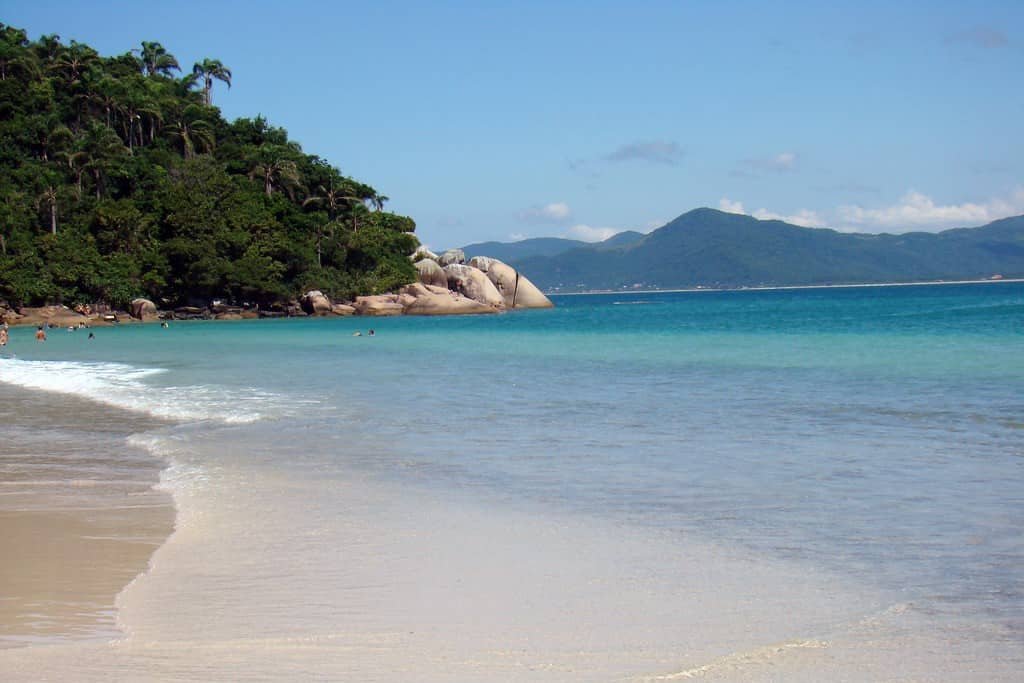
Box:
[463,209,1024,292]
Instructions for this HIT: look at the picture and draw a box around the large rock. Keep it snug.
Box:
[173,306,208,320]
[415,259,448,288]
[467,256,498,272]
[476,260,554,309]
[399,283,495,316]
[331,303,356,316]
[353,295,404,316]
[129,298,159,321]
[14,305,90,327]
[301,290,333,316]
[412,246,438,262]
[438,249,466,267]
[444,264,505,308]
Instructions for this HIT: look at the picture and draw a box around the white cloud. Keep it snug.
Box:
[605,140,685,165]
[838,188,1024,230]
[719,198,746,214]
[718,198,824,228]
[566,224,620,242]
[509,232,527,242]
[753,207,823,228]
[518,202,572,224]
[741,151,798,174]
[772,152,797,169]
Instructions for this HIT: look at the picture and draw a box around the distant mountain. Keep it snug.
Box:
[505,209,1024,292]
[461,230,646,263]
[596,230,646,248]
[461,237,585,262]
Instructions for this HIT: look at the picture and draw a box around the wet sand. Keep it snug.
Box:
[0,383,173,647]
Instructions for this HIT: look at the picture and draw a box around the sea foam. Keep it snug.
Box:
[0,358,280,424]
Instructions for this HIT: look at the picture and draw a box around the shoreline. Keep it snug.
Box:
[0,382,176,648]
[547,276,1024,296]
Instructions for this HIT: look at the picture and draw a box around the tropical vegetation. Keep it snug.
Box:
[0,24,418,309]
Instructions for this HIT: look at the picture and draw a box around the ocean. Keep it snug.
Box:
[1,282,1022,681]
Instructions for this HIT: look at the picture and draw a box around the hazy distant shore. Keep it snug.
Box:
[548,276,1024,296]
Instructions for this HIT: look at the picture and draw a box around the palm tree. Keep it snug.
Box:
[36,185,59,235]
[192,58,231,105]
[118,88,161,150]
[78,77,121,128]
[247,144,301,197]
[30,115,73,162]
[349,201,370,233]
[137,41,180,77]
[367,193,389,211]
[32,33,62,64]
[144,78,176,142]
[303,180,362,266]
[303,180,361,219]
[57,146,89,198]
[0,26,38,82]
[48,40,99,84]
[165,104,215,158]
[79,123,128,199]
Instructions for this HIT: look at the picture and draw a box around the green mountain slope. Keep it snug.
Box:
[461,230,645,262]
[462,237,585,262]
[511,209,1024,291]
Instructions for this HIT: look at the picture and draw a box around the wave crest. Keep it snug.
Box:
[0,358,280,423]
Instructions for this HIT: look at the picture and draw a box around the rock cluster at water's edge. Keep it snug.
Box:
[0,253,552,324]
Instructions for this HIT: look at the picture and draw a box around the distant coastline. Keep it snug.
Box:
[548,277,1024,296]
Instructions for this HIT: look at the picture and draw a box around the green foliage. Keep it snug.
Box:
[0,23,418,308]
[511,209,1024,292]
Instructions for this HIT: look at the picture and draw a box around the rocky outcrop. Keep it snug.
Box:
[173,306,209,320]
[444,264,505,308]
[353,295,405,316]
[0,250,552,327]
[415,259,448,288]
[301,290,333,316]
[398,283,494,315]
[472,259,553,309]
[438,249,466,267]
[467,256,497,272]
[129,298,159,321]
[12,305,90,328]
[413,246,439,262]
[331,303,356,316]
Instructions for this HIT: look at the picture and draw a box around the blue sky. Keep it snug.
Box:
[4,1,1023,248]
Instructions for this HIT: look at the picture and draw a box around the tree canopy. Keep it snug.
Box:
[0,24,418,308]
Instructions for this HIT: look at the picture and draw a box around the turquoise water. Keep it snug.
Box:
[2,281,1023,678]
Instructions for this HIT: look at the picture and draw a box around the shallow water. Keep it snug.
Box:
[1,281,1022,679]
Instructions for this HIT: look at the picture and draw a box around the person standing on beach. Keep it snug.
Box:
[35,326,46,342]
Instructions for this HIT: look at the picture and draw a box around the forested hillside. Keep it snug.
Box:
[511,209,1024,292]
[0,24,418,308]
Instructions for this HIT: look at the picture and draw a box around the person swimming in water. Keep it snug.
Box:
[35,326,46,342]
